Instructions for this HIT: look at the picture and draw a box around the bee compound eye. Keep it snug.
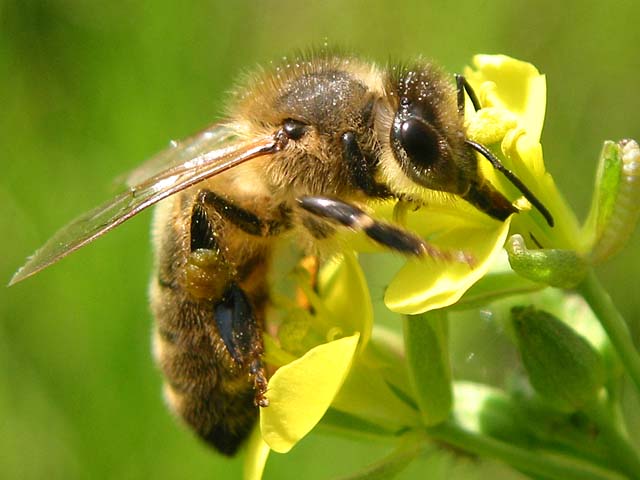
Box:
[400,117,442,169]
[283,118,308,140]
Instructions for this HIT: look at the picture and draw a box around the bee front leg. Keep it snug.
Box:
[341,131,391,198]
[199,190,292,237]
[298,196,469,263]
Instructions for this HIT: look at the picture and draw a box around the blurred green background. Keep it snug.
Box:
[2,0,639,479]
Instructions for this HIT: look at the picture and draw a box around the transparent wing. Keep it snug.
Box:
[124,124,238,187]
[11,124,281,285]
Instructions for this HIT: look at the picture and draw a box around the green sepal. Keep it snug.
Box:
[403,311,452,426]
[511,306,605,412]
[506,234,588,288]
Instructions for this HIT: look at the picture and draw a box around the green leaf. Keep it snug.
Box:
[361,325,413,403]
[581,141,622,256]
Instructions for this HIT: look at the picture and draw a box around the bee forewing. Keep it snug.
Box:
[10,128,279,285]
[125,124,238,187]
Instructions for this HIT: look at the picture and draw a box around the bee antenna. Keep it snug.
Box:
[465,139,554,227]
[455,74,481,114]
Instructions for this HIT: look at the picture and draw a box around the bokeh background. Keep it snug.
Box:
[2,1,639,479]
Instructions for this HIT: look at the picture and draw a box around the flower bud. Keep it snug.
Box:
[582,139,640,264]
[453,382,531,442]
[511,306,605,412]
[506,234,588,288]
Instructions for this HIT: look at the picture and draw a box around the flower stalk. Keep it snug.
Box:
[403,311,452,426]
[577,270,640,393]
[427,421,628,480]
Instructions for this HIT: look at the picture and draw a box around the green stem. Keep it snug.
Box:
[334,433,428,480]
[577,270,640,393]
[427,421,626,480]
[586,402,640,479]
[403,311,452,426]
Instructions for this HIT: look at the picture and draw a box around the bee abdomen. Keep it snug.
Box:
[161,375,256,455]
[150,189,272,455]
[153,321,257,456]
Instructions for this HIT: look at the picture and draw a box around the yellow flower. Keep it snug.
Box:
[464,55,581,250]
[244,54,606,478]
[384,203,511,314]
[384,54,586,313]
[244,251,373,479]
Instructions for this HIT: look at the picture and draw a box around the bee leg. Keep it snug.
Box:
[298,196,471,263]
[190,197,217,251]
[341,131,391,198]
[185,198,233,300]
[199,190,292,237]
[455,74,481,114]
[190,193,270,404]
[214,282,269,407]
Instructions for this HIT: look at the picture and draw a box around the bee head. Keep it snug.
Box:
[389,65,476,197]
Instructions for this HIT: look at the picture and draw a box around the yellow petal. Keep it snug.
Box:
[260,334,360,453]
[318,251,373,348]
[385,209,511,315]
[502,128,546,180]
[502,129,581,249]
[465,54,546,142]
[465,107,518,147]
[243,426,270,480]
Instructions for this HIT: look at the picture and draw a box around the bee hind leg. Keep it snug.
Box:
[188,191,270,406]
[214,282,269,407]
[185,188,292,299]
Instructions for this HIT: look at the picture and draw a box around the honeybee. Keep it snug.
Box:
[11,51,552,456]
